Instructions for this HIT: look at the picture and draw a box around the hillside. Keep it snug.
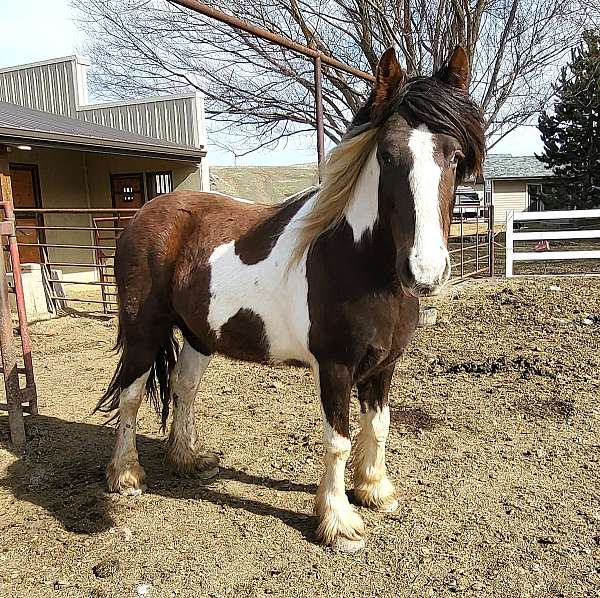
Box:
[210,164,318,205]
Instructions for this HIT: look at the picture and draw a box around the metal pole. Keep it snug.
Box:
[168,0,375,83]
[0,147,36,413]
[314,55,325,170]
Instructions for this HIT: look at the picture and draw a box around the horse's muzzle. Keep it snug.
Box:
[398,253,451,297]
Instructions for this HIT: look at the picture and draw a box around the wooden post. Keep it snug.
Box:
[489,204,495,277]
[0,146,26,446]
[0,145,31,446]
[0,230,25,446]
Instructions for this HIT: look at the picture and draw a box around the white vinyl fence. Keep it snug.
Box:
[505,209,600,277]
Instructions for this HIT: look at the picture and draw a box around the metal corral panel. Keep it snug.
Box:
[80,94,204,148]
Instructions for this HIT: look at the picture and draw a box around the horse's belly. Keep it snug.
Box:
[207,240,312,365]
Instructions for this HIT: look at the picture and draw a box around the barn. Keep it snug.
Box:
[0,56,208,281]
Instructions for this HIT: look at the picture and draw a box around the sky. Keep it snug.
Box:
[1,0,545,166]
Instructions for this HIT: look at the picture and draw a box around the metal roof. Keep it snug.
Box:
[484,154,552,180]
[0,101,205,162]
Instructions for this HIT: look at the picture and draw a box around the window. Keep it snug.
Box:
[527,183,544,212]
[146,171,173,200]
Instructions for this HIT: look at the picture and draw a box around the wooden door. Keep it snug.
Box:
[10,166,42,264]
[111,174,145,210]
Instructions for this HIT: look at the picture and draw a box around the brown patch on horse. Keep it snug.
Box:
[306,216,419,436]
[235,193,311,265]
[217,308,270,363]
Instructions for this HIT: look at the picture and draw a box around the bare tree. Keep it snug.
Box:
[73,0,588,154]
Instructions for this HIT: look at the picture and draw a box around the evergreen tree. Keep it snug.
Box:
[537,31,600,209]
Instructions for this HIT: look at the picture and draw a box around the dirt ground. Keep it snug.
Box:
[1,278,599,598]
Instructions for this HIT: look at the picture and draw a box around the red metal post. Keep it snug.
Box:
[0,148,37,414]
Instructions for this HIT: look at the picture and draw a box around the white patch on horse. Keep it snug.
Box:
[344,146,380,242]
[207,196,317,364]
[169,344,210,450]
[114,372,148,461]
[408,124,450,286]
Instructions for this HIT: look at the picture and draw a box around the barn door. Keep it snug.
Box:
[111,173,145,210]
[10,165,42,264]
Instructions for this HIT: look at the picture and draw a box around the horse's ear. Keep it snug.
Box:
[437,46,470,90]
[372,48,405,116]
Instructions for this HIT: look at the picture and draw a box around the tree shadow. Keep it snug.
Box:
[0,415,317,541]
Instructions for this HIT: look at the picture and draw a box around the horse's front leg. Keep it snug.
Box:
[166,341,219,478]
[353,365,398,512]
[313,361,365,552]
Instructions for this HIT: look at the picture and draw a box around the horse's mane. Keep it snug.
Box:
[290,76,485,265]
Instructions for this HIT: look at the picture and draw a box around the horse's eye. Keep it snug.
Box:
[451,150,465,165]
[380,150,394,166]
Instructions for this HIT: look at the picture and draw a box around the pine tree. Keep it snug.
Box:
[537,31,600,210]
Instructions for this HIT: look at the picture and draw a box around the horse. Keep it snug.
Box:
[96,46,485,552]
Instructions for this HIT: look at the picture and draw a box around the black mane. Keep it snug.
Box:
[350,77,486,180]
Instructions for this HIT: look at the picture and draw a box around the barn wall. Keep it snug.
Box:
[0,56,207,149]
[10,146,93,280]
[492,179,528,224]
[84,154,201,209]
[12,146,204,285]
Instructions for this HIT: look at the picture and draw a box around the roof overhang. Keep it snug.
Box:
[0,128,205,162]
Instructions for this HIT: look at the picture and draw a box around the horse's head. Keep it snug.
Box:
[357,46,485,297]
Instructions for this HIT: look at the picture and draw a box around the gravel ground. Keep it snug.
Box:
[1,277,599,598]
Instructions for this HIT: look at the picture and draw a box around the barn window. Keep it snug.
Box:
[146,171,173,200]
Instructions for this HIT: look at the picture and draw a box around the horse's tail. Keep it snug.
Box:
[95,312,179,430]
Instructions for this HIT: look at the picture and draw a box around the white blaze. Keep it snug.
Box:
[407,124,450,287]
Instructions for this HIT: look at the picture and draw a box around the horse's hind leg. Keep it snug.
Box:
[166,340,219,478]
[107,369,150,496]
[104,318,172,496]
[353,365,398,512]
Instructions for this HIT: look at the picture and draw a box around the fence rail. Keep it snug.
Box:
[505,209,600,277]
[11,201,495,315]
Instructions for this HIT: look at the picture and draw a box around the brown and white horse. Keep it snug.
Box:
[97,46,485,552]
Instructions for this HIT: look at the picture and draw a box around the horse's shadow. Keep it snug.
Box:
[0,415,317,541]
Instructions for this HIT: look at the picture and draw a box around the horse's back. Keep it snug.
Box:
[114,191,270,315]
